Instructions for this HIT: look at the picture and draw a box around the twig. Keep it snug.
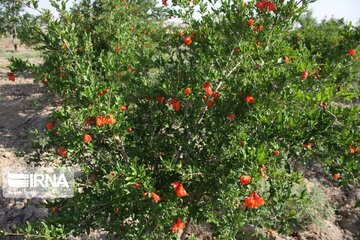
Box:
[120,143,129,161]
[266,10,278,49]
[180,218,193,239]
[197,82,223,124]
[197,61,241,124]
[225,61,242,78]
[325,109,339,122]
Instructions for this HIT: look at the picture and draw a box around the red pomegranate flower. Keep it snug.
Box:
[183,36,192,45]
[313,72,320,79]
[120,105,127,111]
[84,134,92,143]
[47,122,55,130]
[228,113,236,121]
[96,115,116,126]
[171,181,188,198]
[157,96,165,104]
[57,147,67,157]
[256,1,265,10]
[169,98,180,111]
[107,114,116,125]
[206,99,213,108]
[184,87,191,95]
[301,70,309,79]
[85,118,93,125]
[349,146,356,154]
[212,91,219,100]
[256,1,276,11]
[162,0,167,7]
[348,49,356,56]
[172,218,186,233]
[244,192,265,208]
[202,82,213,95]
[266,1,276,11]
[253,24,264,32]
[248,18,254,26]
[96,116,105,127]
[332,173,340,180]
[7,72,15,81]
[272,150,280,156]
[151,192,161,203]
[240,175,252,185]
[245,95,255,104]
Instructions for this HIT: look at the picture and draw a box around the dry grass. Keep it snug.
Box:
[0,36,42,68]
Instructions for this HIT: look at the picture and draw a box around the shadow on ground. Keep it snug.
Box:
[0,68,55,238]
[0,75,52,152]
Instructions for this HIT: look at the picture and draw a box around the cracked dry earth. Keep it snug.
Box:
[286,163,360,240]
[0,66,359,240]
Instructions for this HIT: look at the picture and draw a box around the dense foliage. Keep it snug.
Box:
[2,0,359,239]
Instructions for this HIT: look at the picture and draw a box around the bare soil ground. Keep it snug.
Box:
[0,76,50,235]
[0,37,359,240]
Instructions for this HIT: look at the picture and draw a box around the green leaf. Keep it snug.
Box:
[32,0,39,9]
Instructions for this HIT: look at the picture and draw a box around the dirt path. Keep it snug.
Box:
[0,67,54,233]
[0,68,103,240]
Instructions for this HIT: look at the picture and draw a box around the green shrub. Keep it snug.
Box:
[4,0,359,239]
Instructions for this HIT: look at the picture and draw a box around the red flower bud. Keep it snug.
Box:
[240,175,251,185]
[332,173,340,180]
[348,49,356,56]
[301,70,309,79]
[171,181,188,197]
[245,95,255,104]
[248,19,254,26]
[83,134,92,143]
[151,192,161,203]
[183,36,192,45]
[184,87,191,95]
[47,122,55,130]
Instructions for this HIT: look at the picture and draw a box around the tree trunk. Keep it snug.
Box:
[12,26,18,51]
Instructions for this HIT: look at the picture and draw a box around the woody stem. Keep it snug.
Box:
[180,218,193,239]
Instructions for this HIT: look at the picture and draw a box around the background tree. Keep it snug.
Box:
[0,0,25,51]
[287,11,360,64]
